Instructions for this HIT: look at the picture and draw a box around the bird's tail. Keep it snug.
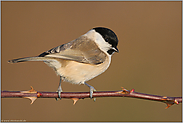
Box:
[8,56,52,63]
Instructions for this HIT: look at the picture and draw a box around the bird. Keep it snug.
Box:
[8,27,119,100]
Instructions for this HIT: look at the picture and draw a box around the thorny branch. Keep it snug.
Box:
[1,86,182,109]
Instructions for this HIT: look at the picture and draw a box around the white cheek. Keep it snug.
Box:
[95,32,111,54]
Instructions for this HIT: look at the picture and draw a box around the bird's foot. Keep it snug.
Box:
[55,88,62,101]
[89,86,96,99]
[85,82,96,101]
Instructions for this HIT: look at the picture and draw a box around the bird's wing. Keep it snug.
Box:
[38,36,106,65]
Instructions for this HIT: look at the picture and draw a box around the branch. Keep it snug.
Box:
[1,86,182,108]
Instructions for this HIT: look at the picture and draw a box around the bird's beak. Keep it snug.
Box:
[114,47,119,53]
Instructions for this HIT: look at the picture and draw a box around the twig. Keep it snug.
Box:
[1,86,182,108]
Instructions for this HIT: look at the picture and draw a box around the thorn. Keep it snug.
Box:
[121,87,128,92]
[21,86,37,104]
[165,103,173,109]
[130,89,134,93]
[30,86,36,92]
[24,97,37,104]
[121,87,129,94]
[161,96,168,101]
[174,100,179,105]
[163,96,167,98]
[121,87,127,91]
[71,98,79,105]
[21,86,37,94]
[115,87,129,94]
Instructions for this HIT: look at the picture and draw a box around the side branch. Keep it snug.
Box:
[1,86,182,108]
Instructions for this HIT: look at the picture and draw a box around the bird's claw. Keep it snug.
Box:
[55,76,63,101]
[84,82,97,101]
[89,86,96,101]
[89,86,96,98]
[55,89,62,101]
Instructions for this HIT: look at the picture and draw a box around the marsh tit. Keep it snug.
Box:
[8,27,119,100]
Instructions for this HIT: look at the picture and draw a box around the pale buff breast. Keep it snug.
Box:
[56,55,111,84]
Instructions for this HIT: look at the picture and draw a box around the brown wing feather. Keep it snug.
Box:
[38,36,106,65]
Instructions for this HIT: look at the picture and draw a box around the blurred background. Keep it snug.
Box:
[1,1,182,122]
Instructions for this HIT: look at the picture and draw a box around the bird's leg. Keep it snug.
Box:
[55,76,62,100]
[84,82,96,101]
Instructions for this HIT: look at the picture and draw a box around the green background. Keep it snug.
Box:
[1,1,182,122]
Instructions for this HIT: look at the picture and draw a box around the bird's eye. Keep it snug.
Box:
[105,38,109,42]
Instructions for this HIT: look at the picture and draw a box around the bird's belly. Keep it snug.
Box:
[56,59,110,84]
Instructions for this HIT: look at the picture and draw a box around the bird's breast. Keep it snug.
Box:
[56,56,111,84]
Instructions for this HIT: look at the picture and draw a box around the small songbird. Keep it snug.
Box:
[8,27,119,100]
